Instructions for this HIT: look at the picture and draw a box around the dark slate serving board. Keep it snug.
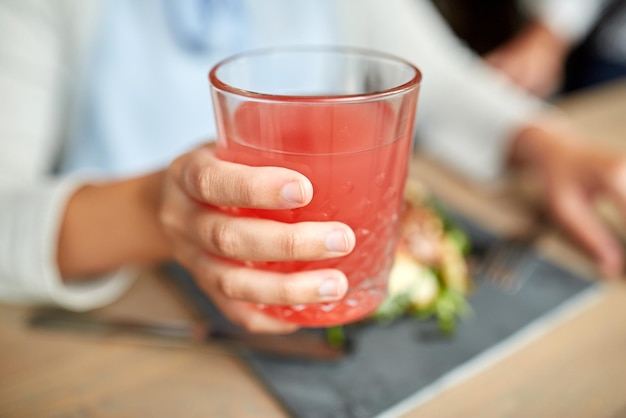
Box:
[166,213,601,418]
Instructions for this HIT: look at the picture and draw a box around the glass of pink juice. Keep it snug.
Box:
[209,47,421,327]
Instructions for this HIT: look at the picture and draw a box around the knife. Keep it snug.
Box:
[28,309,349,361]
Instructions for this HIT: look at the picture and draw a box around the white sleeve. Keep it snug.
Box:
[0,0,133,311]
[523,0,610,43]
[339,0,548,182]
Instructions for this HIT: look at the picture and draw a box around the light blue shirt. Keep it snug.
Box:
[61,0,338,177]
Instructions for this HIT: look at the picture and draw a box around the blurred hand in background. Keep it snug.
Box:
[485,21,569,98]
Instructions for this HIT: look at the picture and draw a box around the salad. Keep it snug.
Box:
[327,180,472,346]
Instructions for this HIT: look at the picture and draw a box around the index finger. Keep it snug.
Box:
[170,145,313,209]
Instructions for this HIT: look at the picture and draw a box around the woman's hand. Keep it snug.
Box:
[57,143,354,332]
[159,144,355,333]
[512,121,626,277]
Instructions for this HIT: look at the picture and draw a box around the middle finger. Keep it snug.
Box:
[188,209,356,261]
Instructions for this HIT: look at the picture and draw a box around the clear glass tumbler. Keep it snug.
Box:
[209,46,421,326]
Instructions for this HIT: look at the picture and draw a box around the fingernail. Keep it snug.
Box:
[281,181,306,204]
[325,230,350,253]
[318,279,345,298]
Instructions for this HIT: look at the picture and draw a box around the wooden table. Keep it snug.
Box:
[2,81,626,418]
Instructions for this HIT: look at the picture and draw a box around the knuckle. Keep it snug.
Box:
[192,166,212,198]
[158,207,184,242]
[217,270,240,299]
[170,154,199,191]
[210,220,238,257]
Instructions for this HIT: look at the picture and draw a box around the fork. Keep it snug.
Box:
[475,211,547,294]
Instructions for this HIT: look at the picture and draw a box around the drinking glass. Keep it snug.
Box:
[209,46,421,326]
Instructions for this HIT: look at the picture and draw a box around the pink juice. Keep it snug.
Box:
[216,100,416,326]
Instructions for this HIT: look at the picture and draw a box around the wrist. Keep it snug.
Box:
[58,171,173,281]
[509,125,551,170]
[526,21,570,60]
[508,117,576,172]
[134,170,174,261]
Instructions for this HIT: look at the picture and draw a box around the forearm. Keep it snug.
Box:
[57,171,173,280]
[521,19,569,57]
[523,0,609,44]
[342,0,548,182]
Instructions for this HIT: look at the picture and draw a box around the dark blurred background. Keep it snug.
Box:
[432,0,626,94]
